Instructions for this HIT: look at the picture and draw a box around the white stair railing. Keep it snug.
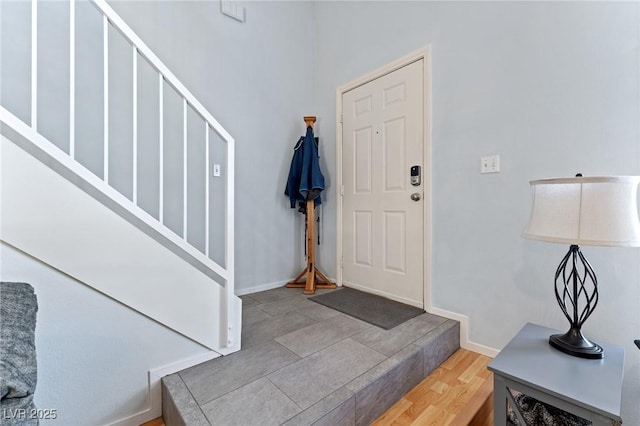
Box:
[0,0,236,349]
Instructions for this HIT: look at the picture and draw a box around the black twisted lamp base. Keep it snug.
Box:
[549,327,603,359]
[549,245,603,359]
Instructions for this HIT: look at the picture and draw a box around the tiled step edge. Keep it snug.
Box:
[162,319,461,426]
[162,373,210,426]
[353,319,460,426]
[283,319,461,426]
[282,387,355,426]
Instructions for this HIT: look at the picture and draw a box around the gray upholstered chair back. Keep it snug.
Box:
[0,282,39,425]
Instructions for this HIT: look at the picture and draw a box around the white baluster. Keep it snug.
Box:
[183,99,188,239]
[205,123,210,257]
[159,74,164,224]
[69,0,75,158]
[103,15,109,183]
[132,46,138,204]
[31,0,37,130]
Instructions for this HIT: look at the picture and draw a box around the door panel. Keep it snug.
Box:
[384,117,406,191]
[354,210,373,266]
[354,128,373,193]
[342,59,424,307]
[384,211,406,273]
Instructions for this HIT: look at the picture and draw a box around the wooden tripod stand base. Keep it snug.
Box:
[286,265,336,295]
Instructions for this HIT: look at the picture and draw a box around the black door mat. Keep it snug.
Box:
[309,287,424,330]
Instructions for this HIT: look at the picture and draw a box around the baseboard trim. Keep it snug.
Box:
[236,279,291,296]
[236,277,341,297]
[106,350,221,426]
[237,279,498,358]
[427,307,499,358]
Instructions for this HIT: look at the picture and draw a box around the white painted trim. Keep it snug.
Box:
[218,293,241,354]
[31,0,37,131]
[335,92,343,286]
[132,46,138,204]
[235,279,293,296]
[423,48,434,321]
[205,124,210,257]
[226,136,235,277]
[428,306,499,358]
[0,106,230,282]
[69,0,75,158]
[335,46,432,309]
[225,129,235,347]
[158,74,164,224]
[182,99,188,239]
[103,14,109,183]
[106,350,222,426]
[337,47,430,94]
[236,277,342,297]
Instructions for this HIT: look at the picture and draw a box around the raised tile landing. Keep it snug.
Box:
[162,287,460,426]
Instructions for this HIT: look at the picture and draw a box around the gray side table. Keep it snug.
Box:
[488,323,624,426]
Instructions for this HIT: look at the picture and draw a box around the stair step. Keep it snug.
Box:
[162,289,461,426]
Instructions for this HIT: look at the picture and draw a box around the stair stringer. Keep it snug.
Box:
[1,134,241,353]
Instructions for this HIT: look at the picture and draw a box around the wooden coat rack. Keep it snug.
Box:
[286,116,337,295]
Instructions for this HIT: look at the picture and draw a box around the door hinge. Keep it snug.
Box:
[340,114,343,124]
[341,256,344,268]
[340,185,344,196]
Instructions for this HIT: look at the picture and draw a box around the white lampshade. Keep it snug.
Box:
[523,176,640,247]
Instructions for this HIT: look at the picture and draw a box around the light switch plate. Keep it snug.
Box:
[480,155,500,174]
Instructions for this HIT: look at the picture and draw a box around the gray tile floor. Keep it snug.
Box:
[162,287,460,426]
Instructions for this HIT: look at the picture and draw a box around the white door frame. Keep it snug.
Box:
[335,46,432,309]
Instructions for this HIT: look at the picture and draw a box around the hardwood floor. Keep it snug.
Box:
[140,418,164,426]
[140,349,493,426]
[373,349,494,426]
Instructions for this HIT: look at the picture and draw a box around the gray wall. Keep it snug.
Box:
[312,1,640,422]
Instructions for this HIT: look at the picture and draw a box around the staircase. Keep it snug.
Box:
[1,0,239,353]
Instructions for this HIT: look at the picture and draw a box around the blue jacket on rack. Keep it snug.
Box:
[284,126,325,210]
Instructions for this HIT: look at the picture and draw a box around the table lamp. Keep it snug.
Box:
[523,175,640,359]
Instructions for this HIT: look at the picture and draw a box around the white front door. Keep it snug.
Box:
[341,59,424,307]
